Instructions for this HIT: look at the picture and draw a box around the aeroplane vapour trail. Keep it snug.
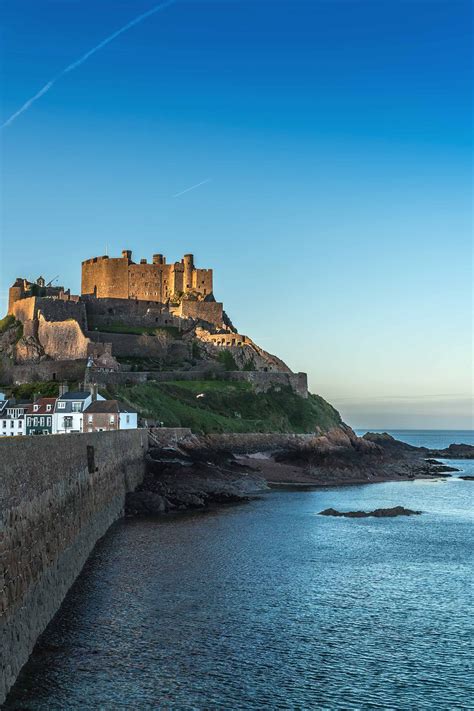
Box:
[1,0,177,129]
[172,178,212,198]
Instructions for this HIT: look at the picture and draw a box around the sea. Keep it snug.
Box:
[5,430,474,710]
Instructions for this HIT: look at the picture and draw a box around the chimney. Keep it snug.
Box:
[89,383,98,402]
[122,249,132,261]
[59,382,69,397]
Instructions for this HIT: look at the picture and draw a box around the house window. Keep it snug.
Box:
[64,416,73,428]
[109,416,115,424]
[88,415,93,423]
[34,404,39,412]
[57,402,66,409]
[71,402,82,412]
[46,405,52,412]
[10,421,14,428]
[40,417,44,426]
[19,421,23,428]
[47,417,51,426]
[126,415,130,423]
[2,422,5,428]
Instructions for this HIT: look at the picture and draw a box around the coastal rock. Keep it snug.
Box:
[125,491,168,515]
[459,475,474,481]
[428,444,474,460]
[319,506,421,518]
[127,443,268,516]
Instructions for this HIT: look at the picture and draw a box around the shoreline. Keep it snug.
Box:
[239,454,456,490]
[127,429,472,516]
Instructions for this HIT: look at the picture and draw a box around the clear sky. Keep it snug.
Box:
[1,0,472,429]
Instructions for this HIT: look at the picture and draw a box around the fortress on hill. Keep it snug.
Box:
[9,250,223,328]
[3,249,307,397]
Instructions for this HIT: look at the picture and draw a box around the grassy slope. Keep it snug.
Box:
[110,380,342,434]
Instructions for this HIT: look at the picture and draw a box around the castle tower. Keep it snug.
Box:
[183,254,194,293]
[8,279,27,314]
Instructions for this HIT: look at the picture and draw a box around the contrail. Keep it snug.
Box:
[172,178,212,198]
[1,0,177,129]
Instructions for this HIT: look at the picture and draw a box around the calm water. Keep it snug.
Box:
[5,433,474,710]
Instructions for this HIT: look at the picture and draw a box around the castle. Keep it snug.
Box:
[81,250,213,302]
[3,249,306,396]
[9,251,222,327]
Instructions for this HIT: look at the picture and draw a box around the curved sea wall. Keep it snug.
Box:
[0,429,150,704]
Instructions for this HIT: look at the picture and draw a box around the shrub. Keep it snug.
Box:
[217,350,238,371]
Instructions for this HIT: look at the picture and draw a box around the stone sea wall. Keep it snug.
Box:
[0,429,151,704]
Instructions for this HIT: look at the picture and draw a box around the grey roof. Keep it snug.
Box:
[58,391,91,400]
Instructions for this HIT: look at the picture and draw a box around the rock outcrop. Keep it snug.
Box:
[319,506,422,518]
[126,441,268,515]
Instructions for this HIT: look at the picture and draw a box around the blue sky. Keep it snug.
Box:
[1,0,472,428]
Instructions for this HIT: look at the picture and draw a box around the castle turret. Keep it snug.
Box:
[122,249,132,261]
[183,253,194,292]
[153,254,165,265]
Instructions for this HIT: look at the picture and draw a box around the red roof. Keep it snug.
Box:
[31,398,57,415]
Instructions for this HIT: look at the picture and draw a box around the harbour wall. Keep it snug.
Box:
[0,428,169,703]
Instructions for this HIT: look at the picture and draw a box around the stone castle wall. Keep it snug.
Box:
[38,315,90,361]
[86,331,190,360]
[83,296,192,330]
[11,297,87,329]
[0,429,152,703]
[81,256,130,299]
[0,359,87,385]
[10,296,37,323]
[176,300,223,327]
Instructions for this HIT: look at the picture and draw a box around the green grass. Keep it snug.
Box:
[111,380,342,434]
[93,324,182,338]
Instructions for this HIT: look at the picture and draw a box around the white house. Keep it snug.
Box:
[54,389,104,434]
[0,399,32,437]
[82,400,138,432]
